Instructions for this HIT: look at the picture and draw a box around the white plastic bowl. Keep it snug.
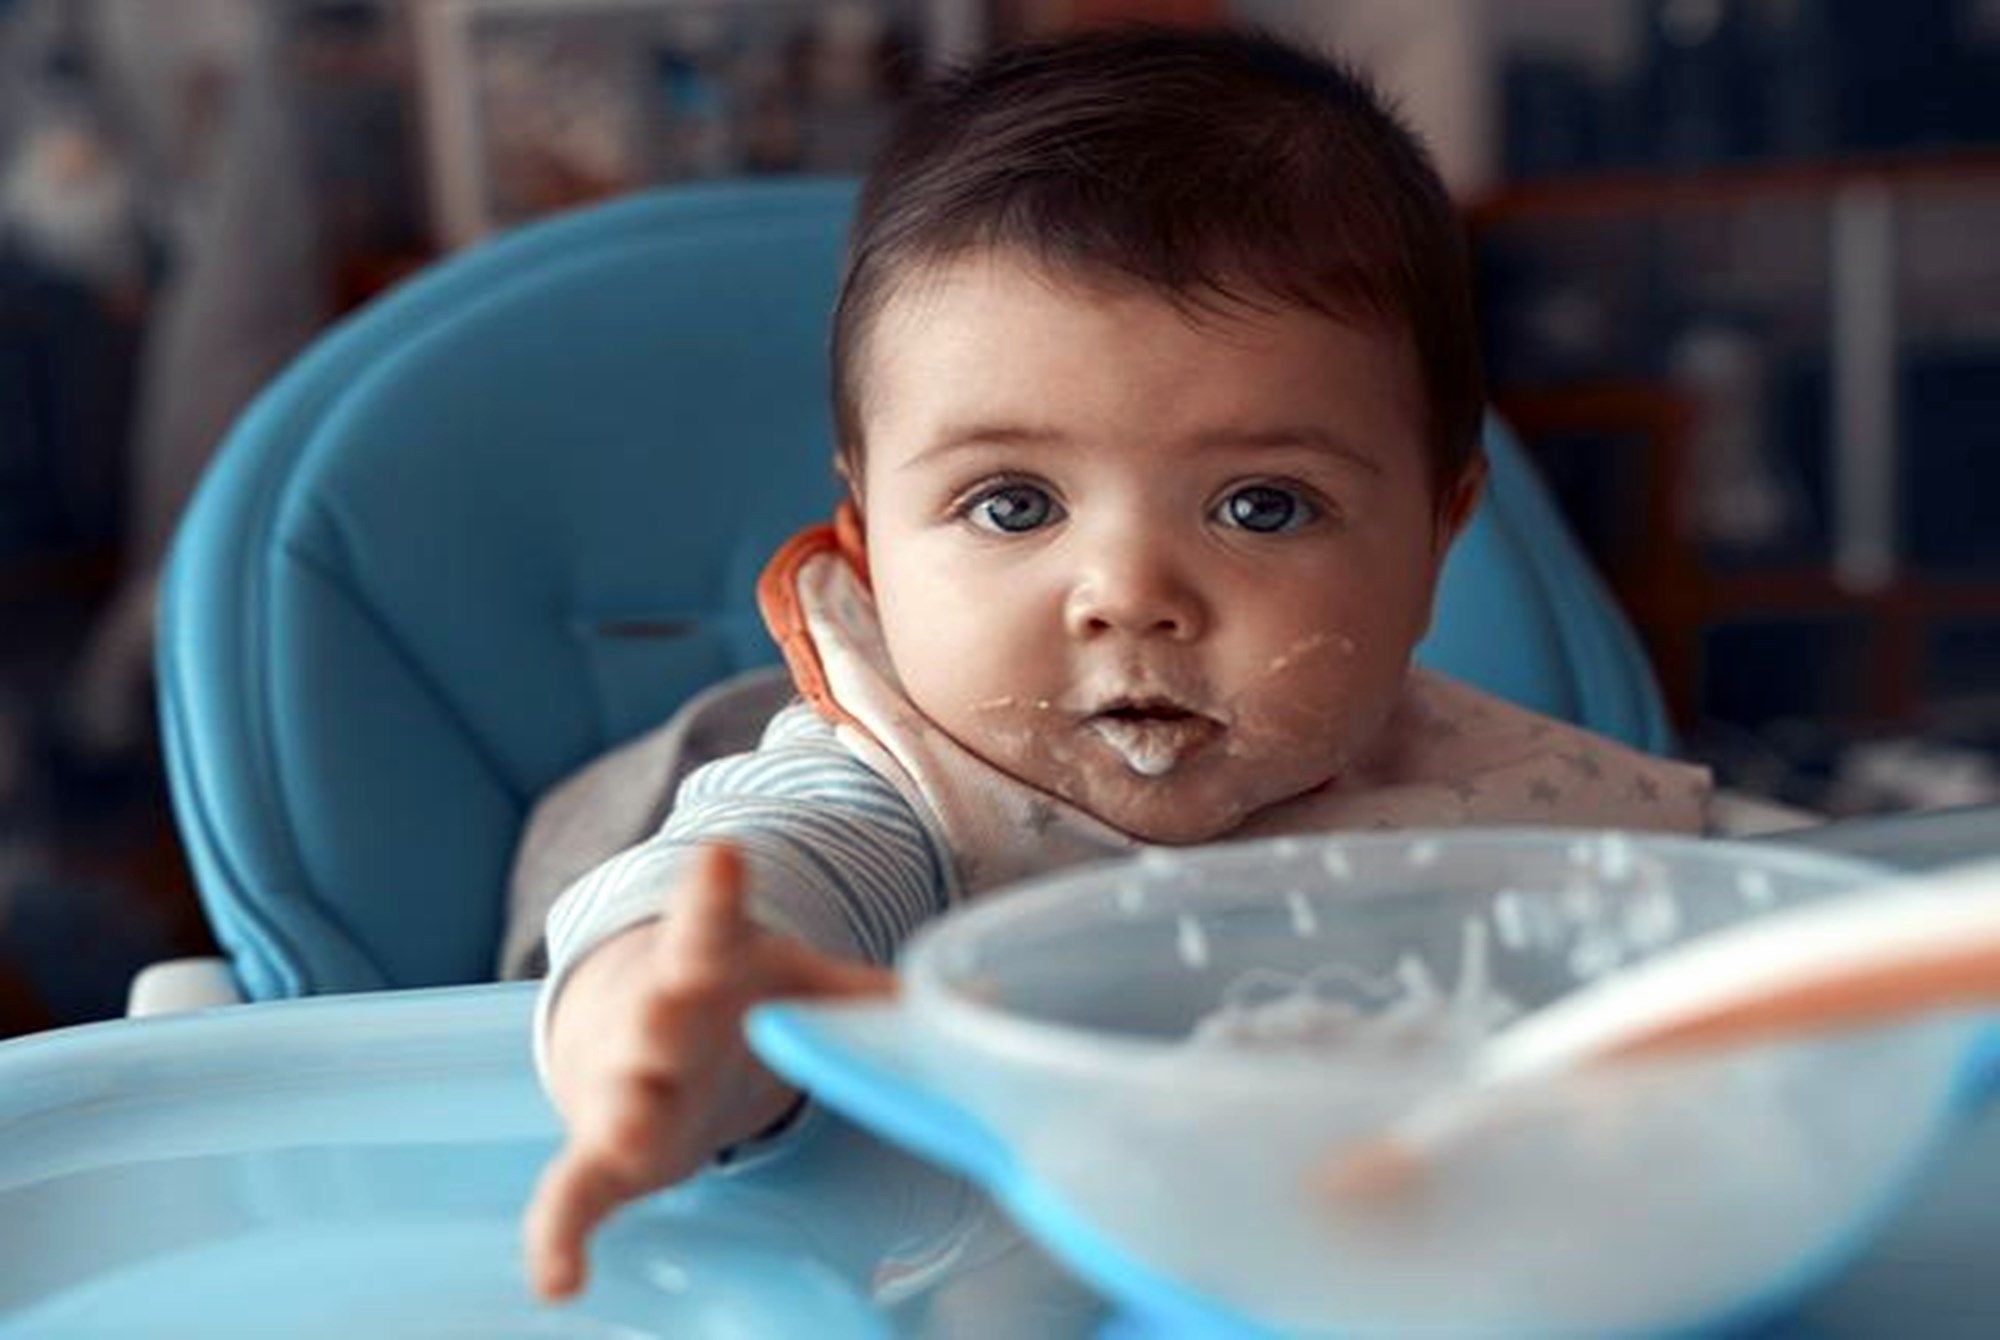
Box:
[754,829,1993,1339]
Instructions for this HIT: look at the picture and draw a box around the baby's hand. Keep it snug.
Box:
[522,843,893,1301]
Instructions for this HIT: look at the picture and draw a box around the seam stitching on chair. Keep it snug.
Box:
[243,540,399,992]
[279,531,529,811]
[236,393,351,995]
[160,615,317,995]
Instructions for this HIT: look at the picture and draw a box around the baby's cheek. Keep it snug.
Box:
[1229,650,1402,771]
[1233,625,1368,712]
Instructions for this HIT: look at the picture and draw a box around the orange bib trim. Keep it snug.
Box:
[755,499,871,730]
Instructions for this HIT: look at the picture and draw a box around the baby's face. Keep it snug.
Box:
[854,250,1464,844]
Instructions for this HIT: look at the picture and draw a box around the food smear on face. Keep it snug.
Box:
[1087,714,1209,777]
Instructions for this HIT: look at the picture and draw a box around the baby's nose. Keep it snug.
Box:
[1062,549,1206,641]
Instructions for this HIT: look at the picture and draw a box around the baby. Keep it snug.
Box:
[522,24,1711,1300]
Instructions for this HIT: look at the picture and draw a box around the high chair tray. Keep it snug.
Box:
[3,834,1998,1340]
[3,990,1994,1339]
[0,982,1104,1338]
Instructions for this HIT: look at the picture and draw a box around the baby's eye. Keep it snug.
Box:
[1216,484,1317,534]
[964,482,1062,534]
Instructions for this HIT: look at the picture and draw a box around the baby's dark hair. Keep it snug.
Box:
[830,24,1486,496]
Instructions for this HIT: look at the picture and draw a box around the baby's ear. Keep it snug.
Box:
[830,449,872,585]
[833,451,865,516]
[1432,455,1487,553]
[833,496,872,589]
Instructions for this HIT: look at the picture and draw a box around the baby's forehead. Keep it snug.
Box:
[840,245,1436,482]
[883,246,1310,318]
[863,245,1411,367]
[861,274,1425,469]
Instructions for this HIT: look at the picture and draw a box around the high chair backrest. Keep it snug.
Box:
[157,179,1673,1001]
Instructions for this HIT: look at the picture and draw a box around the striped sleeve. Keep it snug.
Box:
[534,703,948,1076]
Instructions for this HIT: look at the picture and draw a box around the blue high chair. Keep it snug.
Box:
[7,180,1998,1339]
[148,178,1673,1005]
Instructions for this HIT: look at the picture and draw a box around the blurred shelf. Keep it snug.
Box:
[1476,120,2000,734]
[1676,572,2000,619]
[1492,379,2000,731]
[1469,147,2000,226]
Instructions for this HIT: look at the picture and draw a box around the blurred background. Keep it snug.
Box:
[1,0,1996,1037]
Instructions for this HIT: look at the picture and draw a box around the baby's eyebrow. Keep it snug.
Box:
[1186,426,1383,475]
[903,422,1067,469]
[902,421,1384,476]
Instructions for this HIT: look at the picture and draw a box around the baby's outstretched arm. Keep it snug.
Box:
[522,843,894,1300]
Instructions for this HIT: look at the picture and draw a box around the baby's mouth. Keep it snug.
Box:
[1082,699,1219,778]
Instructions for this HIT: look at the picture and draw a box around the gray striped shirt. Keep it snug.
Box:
[534,702,950,1070]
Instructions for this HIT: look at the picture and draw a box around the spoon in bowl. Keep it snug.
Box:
[1321,857,2000,1199]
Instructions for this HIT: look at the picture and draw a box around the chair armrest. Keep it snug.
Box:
[126,957,246,1016]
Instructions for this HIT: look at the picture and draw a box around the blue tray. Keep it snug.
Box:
[0,983,1106,1338]
[5,981,1996,1338]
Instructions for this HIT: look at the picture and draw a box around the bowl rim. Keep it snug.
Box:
[897,826,1896,1078]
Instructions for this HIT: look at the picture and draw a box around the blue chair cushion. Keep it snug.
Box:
[1420,414,1672,756]
[161,183,854,997]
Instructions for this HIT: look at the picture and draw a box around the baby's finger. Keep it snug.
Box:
[776,943,899,1000]
[522,1146,632,1301]
[660,843,754,965]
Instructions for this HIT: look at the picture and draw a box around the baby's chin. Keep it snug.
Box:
[1104,807,1249,846]
[948,718,1333,844]
[1046,768,1266,846]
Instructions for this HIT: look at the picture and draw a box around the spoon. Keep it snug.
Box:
[1322,857,2000,1198]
